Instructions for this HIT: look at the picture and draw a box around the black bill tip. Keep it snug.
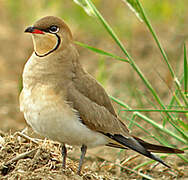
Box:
[24,26,35,33]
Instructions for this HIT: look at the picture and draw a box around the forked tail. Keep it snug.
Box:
[105,133,184,168]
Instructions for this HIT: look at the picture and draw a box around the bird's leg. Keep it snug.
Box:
[61,143,67,169]
[77,144,87,175]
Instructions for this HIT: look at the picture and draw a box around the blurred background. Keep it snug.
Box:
[0,0,187,135]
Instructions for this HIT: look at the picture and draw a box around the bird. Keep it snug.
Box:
[20,16,184,175]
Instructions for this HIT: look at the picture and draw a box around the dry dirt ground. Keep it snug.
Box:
[0,130,187,180]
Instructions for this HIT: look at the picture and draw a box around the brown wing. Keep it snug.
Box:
[67,84,129,136]
[72,65,117,117]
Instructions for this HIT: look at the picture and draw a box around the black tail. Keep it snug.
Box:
[105,133,183,168]
[133,136,184,154]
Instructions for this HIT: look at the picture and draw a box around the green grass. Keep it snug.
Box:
[73,0,188,178]
[184,44,188,97]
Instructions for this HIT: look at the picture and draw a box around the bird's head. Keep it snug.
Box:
[25,16,73,57]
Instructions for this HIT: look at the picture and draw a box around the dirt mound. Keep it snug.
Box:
[0,131,186,180]
[0,131,111,180]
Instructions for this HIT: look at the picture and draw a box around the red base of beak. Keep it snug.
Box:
[32,29,44,34]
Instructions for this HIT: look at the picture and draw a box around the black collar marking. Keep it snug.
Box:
[35,34,61,57]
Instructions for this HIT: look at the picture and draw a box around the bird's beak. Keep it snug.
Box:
[24,26,44,34]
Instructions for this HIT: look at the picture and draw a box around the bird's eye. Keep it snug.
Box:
[49,26,59,33]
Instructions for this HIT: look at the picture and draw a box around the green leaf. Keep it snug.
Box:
[121,109,188,113]
[121,0,144,22]
[133,155,167,170]
[73,0,96,16]
[74,41,129,63]
[184,43,188,97]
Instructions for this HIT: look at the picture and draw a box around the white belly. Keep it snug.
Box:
[20,85,108,148]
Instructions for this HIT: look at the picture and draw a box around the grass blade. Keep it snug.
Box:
[74,41,129,63]
[174,78,188,106]
[122,109,188,113]
[133,155,167,170]
[135,0,175,79]
[73,0,95,16]
[121,0,143,22]
[184,43,188,97]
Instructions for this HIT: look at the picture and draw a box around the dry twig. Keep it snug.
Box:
[15,132,39,145]
[4,148,38,166]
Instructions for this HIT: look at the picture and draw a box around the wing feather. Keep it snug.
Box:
[73,67,117,117]
[67,74,129,136]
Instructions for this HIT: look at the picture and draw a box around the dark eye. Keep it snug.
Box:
[49,25,59,33]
